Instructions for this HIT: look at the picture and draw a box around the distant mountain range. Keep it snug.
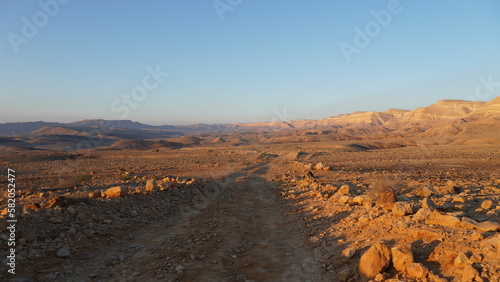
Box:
[1,96,499,151]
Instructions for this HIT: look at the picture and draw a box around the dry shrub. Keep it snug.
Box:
[366,174,402,201]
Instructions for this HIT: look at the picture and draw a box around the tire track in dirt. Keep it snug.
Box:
[67,162,327,281]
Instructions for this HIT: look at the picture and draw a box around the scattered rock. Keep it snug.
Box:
[145,180,157,192]
[358,243,392,281]
[24,204,40,211]
[338,268,354,281]
[88,191,101,198]
[414,185,436,198]
[426,211,460,227]
[56,248,71,258]
[45,196,67,208]
[374,273,385,282]
[480,235,500,254]
[337,185,350,195]
[421,197,438,210]
[454,252,471,268]
[313,162,330,171]
[406,262,429,278]
[391,245,414,273]
[460,217,479,230]
[49,217,63,224]
[353,195,370,205]
[392,202,413,216]
[477,221,499,232]
[105,186,128,198]
[339,195,353,204]
[481,200,493,210]
[461,264,479,280]
[376,187,396,205]
[342,246,356,259]
[452,196,466,203]
[413,208,432,221]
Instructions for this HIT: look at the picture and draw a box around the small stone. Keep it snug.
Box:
[481,200,493,210]
[426,211,460,227]
[103,219,113,224]
[338,185,350,195]
[339,195,353,203]
[342,246,356,259]
[414,185,436,198]
[175,265,185,272]
[454,252,470,268]
[88,192,101,198]
[353,195,370,205]
[471,231,484,241]
[338,268,353,281]
[406,263,429,279]
[413,208,432,221]
[131,210,138,217]
[49,217,63,224]
[461,264,479,280]
[56,248,71,258]
[452,196,466,203]
[476,221,499,232]
[375,273,385,282]
[460,217,479,230]
[46,196,67,208]
[480,235,500,253]
[391,245,413,273]
[67,228,76,235]
[392,202,413,216]
[421,197,438,210]
[145,180,157,192]
[313,162,325,170]
[105,186,128,198]
[24,204,40,211]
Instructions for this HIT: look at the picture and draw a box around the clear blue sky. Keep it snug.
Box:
[1,0,499,125]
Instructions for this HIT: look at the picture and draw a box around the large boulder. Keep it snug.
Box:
[358,243,392,281]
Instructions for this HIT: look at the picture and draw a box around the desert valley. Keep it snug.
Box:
[1,97,500,281]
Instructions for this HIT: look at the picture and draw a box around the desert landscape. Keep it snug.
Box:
[3,1,500,281]
[1,97,499,281]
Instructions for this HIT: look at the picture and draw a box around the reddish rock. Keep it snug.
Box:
[358,243,392,281]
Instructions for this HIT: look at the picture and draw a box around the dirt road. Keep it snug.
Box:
[62,162,326,281]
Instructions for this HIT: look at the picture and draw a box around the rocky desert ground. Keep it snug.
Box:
[1,98,500,281]
[0,139,499,282]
